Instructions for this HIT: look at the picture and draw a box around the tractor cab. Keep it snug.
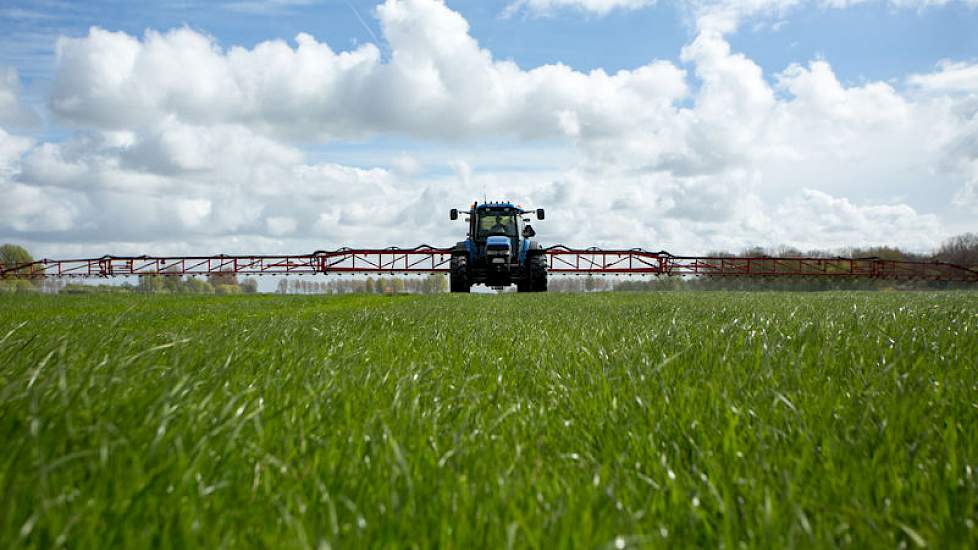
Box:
[449,202,547,292]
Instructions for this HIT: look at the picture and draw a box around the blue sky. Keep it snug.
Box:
[0,0,977,258]
[5,1,977,95]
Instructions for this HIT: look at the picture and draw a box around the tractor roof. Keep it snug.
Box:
[475,201,518,210]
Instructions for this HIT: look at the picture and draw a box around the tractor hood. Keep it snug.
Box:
[485,236,511,250]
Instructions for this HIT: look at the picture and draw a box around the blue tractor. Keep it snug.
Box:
[449,202,547,293]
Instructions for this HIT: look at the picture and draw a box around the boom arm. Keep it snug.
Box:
[3,246,977,282]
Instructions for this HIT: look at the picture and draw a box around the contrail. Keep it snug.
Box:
[343,0,382,47]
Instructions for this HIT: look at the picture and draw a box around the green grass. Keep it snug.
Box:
[1,291,977,548]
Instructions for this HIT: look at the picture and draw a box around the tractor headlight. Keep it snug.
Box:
[485,236,511,265]
[486,246,509,265]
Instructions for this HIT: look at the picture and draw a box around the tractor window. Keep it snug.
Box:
[477,212,518,237]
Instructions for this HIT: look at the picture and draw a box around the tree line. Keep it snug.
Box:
[7,272,261,295]
[0,243,450,295]
[131,272,259,294]
[275,274,449,295]
[553,233,978,293]
[2,233,976,294]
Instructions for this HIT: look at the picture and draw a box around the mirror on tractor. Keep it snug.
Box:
[523,225,536,238]
[536,208,545,220]
[450,208,458,220]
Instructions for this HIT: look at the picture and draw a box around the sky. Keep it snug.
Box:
[1,0,977,259]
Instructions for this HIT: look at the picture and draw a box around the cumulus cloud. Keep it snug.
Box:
[50,2,687,143]
[0,68,39,128]
[3,124,399,245]
[952,176,978,213]
[500,0,976,23]
[948,128,978,213]
[0,128,81,234]
[390,152,422,177]
[774,189,943,249]
[0,127,32,172]
[909,60,978,94]
[2,0,977,258]
[266,216,298,236]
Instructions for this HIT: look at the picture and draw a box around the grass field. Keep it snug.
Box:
[1,291,977,548]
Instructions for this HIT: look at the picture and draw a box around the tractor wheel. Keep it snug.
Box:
[530,255,548,292]
[516,280,531,293]
[450,256,470,293]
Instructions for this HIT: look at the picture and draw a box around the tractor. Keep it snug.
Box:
[448,202,547,293]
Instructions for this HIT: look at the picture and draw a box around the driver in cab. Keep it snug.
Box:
[489,215,513,235]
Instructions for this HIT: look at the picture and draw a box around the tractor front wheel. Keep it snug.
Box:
[530,255,548,292]
[450,256,471,293]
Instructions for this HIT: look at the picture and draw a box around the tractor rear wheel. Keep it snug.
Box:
[530,255,548,292]
[450,256,470,293]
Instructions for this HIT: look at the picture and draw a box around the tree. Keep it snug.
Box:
[935,233,978,267]
[773,245,804,258]
[584,275,596,292]
[739,246,767,258]
[392,277,405,294]
[845,245,908,261]
[41,278,65,294]
[207,271,238,288]
[215,284,241,295]
[162,266,184,293]
[240,278,259,294]
[1,243,33,269]
[137,274,164,293]
[186,277,213,294]
[1,243,41,282]
[433,273,448,293]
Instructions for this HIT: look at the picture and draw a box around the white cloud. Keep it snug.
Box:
[2,0,977,259]
[266,216,298,236]
[450,160,472,187]
[174,198,214,228]
[50,2,688,143]
[0,67,39,128]
[0,127,32,173]
[774,189,943,250]
[952,175,978,213]
[502,0,656,18]
[223,0,318,15]
[499,0,975,25]
[390,152,422,177]
[0,181,81,233]
[909,60,978,94]
[692,0,976,34]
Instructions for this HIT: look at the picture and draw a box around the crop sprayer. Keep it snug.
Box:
[2,201,977,291]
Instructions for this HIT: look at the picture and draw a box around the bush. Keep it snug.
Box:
[240,278,259,294]
[215,284,241,295]
[185,278,214,294]
[13,280,36,293]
